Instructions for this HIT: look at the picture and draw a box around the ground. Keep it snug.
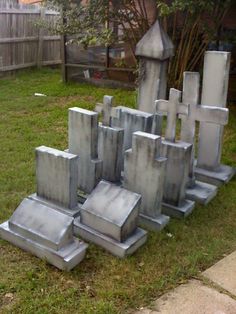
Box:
[0,68,235,314]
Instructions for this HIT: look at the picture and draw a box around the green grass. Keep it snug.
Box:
[0,68,235,314]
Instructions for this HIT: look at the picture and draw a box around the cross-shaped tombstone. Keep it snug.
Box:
[179,71,229,204]
[155,88,195,218]
[95,96,124,182]
[68,107,102,194]
[124,131,169,231]
[195,51,235,186]
[156,88,189,142]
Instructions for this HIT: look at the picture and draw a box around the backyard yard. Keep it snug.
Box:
[0,68,236,314]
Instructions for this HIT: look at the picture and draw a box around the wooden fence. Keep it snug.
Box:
[0,1,62,74]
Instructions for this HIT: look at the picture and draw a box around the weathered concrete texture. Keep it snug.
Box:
[156,88,189,143]
[36,146,78,210]
[80,181,141,242]
[68,107,102,193]
[196,51,234,185]
[161,140,195,218]
[74,218,147,258]
[111,106,154,152]
[186,180,217,205]
[0,198,88,271]
[136,20,174,60]
[102,95,113,126]
[124,131,169,231]
[136,280,236,314]
[195,164,235,187]
[198,51,230,169]
[98,124,124,182]
[137,60,168,114]
[180,71,227,204]
[203,251,236,296]
[74,181,147,257]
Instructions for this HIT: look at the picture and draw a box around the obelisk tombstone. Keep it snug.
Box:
[135,20,174,114]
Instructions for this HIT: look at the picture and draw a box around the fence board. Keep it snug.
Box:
[0,1,61,74]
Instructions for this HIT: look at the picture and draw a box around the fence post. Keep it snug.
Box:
[37,6,45,68]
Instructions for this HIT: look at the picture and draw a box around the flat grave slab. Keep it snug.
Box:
[0,198,88,271]
[74,180,147,257]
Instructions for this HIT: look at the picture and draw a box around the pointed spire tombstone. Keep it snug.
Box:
[179,71,229,204]
[124,131,169,231]
[156,89,195,218]
[136,20,174,114]
[195,51,235,186]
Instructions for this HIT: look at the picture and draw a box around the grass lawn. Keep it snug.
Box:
[0,68,236,314]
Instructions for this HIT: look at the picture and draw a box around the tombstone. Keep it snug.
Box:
[97,96,124,183]
[180,72,229,204]
[124,131,169,231]
[136,19,174,114]
[74,180,147,258]
[0,146,88,270]
[195,51,235,186]
[68,107,102,194]
[156,89,195,218]
[31,146,80,217]
[111,106,154,153]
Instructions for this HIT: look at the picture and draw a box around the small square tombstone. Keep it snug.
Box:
[124,131,169,231]
[74,180,147,258]
[68,107,102,194]
[0,147,88,270]
[179,71,229,204]
[195,51,235,186]
[156,88,195,218]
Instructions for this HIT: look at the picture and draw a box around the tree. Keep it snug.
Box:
[43,0,233,88]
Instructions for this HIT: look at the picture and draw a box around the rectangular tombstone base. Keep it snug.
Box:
[139,213,170,231]
[195,164,235,187]
[186,180,218,205]
[162,200,195,218]
[74,218,147,258]
[28,194,81,218]
[0,221,88,271]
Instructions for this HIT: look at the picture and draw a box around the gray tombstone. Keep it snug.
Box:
[0,147,88,270]
[68,107,102,194]
[124,131,169,231]
[111,106,154,153]
[74,180,147,258]
[180,71,229,204]
[156,88,195,218]
[195,51,235,186]
[29,146,80,217]
[136,20,174,114]
[97,96,124,183]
